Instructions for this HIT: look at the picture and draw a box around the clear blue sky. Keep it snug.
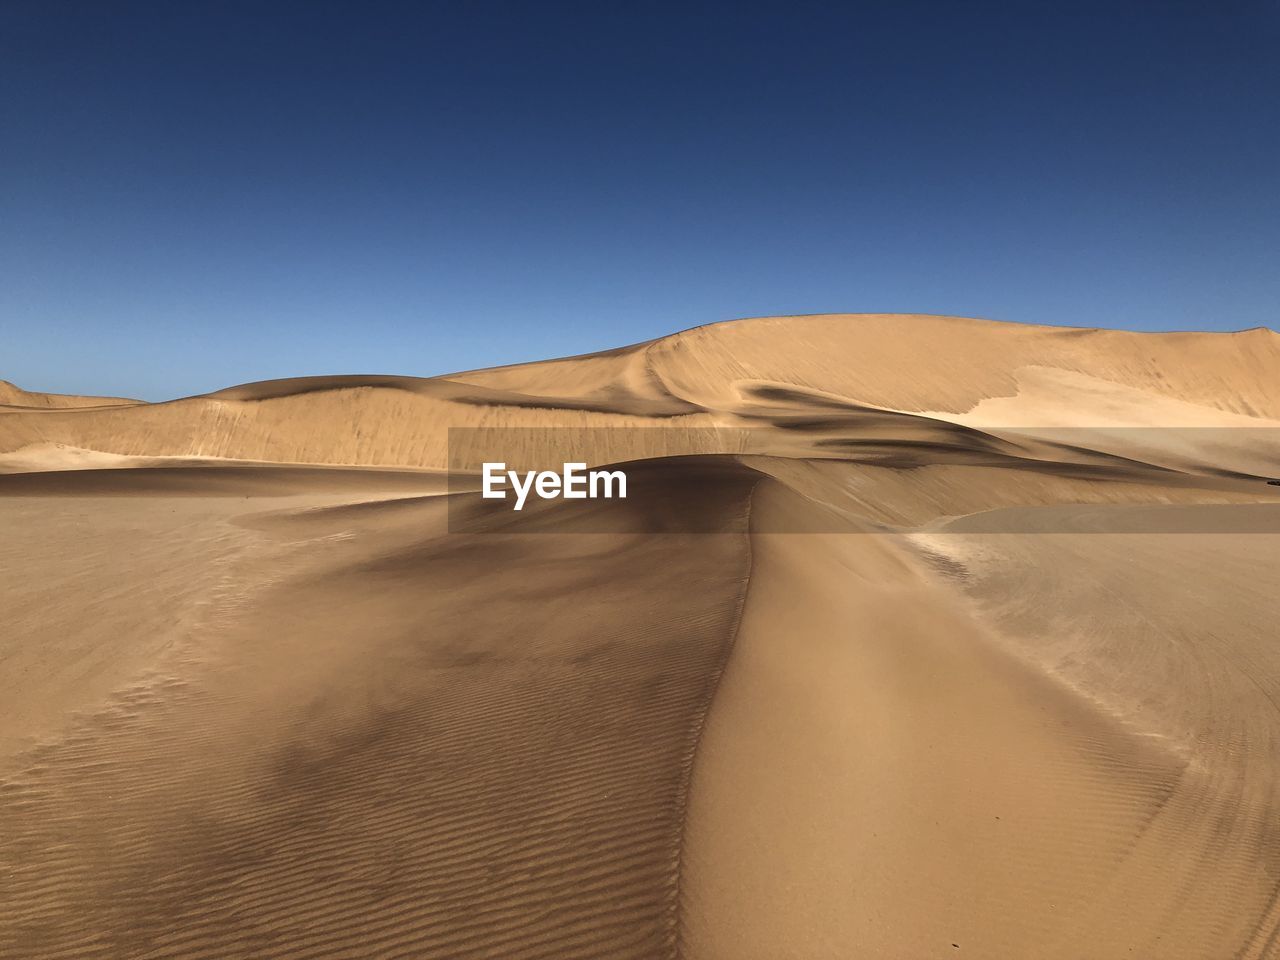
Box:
[3,2,1277,400]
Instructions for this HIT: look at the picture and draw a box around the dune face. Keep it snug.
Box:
[0,380,141,411]
[2,314,1280,959]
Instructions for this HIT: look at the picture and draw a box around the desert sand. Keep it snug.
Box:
[2,313,1279,958]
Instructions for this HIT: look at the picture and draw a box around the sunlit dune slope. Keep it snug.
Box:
[642,313,1280,418]
[684,477,1280,960]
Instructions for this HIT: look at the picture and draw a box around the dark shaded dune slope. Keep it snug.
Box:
[0,459,758,960]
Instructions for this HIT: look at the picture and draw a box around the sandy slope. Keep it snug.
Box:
[0,460,758,958]
[684,481,1280,960]
[0,379,141,410]
[2,314,1279,958]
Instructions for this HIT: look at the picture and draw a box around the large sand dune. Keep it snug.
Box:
[2,314,1279,958]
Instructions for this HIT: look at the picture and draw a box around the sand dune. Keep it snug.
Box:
[0,379,141,410]
[2,314,1279,958]
[5,314,1279,473]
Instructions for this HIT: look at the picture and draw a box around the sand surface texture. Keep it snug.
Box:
[2,314,1279,958]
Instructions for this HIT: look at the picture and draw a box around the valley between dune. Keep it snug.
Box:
[2,314,1279,958]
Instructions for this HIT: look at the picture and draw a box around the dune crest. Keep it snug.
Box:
[0,379,142,410]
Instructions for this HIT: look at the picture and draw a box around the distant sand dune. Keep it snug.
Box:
[0,379,141,410]
[4,315,1279,473]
